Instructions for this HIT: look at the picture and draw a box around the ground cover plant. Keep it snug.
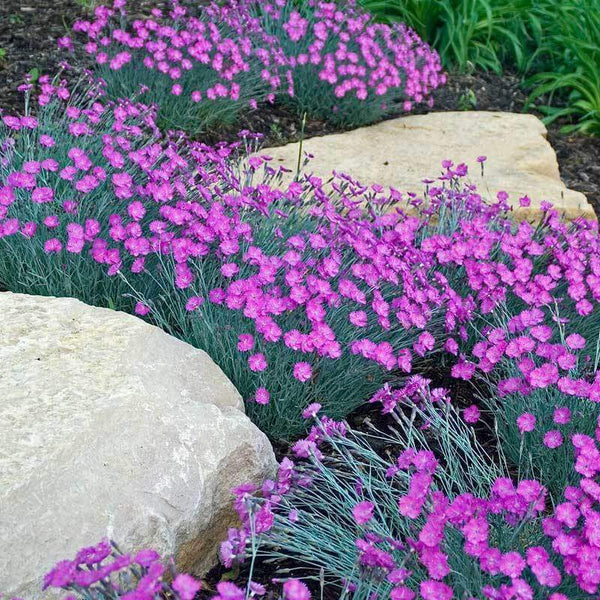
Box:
[63,0,444,133]
[67,0,291,135]
[2,77,600,442]
[40,538,310,600]
[247,0,445,127]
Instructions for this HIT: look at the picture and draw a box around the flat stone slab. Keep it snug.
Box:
[265,111,594,221]
[0,292,276,598]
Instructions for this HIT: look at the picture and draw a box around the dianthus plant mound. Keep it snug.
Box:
[63,0,444,132]
[1,78,600,439]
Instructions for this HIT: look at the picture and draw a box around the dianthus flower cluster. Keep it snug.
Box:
[222,395,600,599]
[66,0,290,132]
[256,0,445,124]
[42,539,202,600]
[63,0,444,130]
[42,538,310,600]
[3,83,600,441]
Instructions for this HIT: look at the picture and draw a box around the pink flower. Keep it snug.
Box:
[2,115,22,130]
[43,560,76,589]
[172,574,201,600]
[128,201,146,221]
[420,581,452,600]
[20,221,36,238]
[390,587,415,600]
[451,360,476,380]
[209,288,225,304]
[57,36,74,51]
[31,187,54,204]
[134,549,160,567]
[135,302,150,316]
[254,387,270,405]
[283,11,309,42]
[516,413,536,434]
[185,296,204,312]
[529,363,558,388]
[44,215,60,228]
[248,353,267,372]
[499,551,526,578]
[566,333,586,350]
[463,405,480,424]
[221,262,239,278]
[0,186,15,206]
[215,581,245,600]
[237,334,254,352]
[293,362,312,382]
[349,310,368,327]
[553,406,571,425]
[283,579,311,600]
[44,238,62,253]
[302,403,321,419]
[543,430,563,449]
[352,501,374,525]
[519,196,531,207]
[39,134,55,147]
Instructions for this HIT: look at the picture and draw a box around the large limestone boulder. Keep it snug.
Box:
[265,111,594,221]
[0,292,276,598]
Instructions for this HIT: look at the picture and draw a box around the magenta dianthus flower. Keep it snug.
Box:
[248,353,267,372]
[293,361,312,382]
[543,430,563,449]
[283,579,311,600]
[463,405,480,424]
[516,413,536,434]
[172,573,202,600]
[553,406,571,425]
[420,580,453,600]
[135,302,150,316]
[302,403,321,419]
[254,387,270,405]
[352,500,374,525]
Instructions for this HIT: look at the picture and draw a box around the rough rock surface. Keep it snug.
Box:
[265,111,594,221]
[0,292,276,598]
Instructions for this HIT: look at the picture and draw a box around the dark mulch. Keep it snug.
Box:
[0,0,84,109]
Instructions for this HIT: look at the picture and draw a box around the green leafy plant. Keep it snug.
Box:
[458,88,477,110]
[525,0,600,134]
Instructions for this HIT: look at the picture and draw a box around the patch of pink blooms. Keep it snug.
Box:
[3,84,600,432]
[70,0,290,107]
[42,539,202,599]
[42,537,310,600]
[65,0,444,120]
[223,400,600,599]
[258,0,445,108]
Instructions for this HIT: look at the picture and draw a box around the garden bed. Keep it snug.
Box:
[3,0,600,598]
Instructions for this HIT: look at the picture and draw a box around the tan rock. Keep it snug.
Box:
[0,292,276,598]
[264,111,594,221]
